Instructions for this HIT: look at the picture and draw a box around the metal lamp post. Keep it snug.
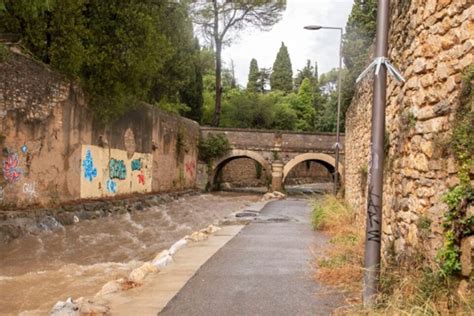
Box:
[304,25,343,195]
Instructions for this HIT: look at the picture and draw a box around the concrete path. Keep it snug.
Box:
[159,199,345,316]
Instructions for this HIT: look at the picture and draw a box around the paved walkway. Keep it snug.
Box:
[159,199,345,316]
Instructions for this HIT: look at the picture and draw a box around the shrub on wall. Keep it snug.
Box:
[437,64,474,277]
[197,134,230,164]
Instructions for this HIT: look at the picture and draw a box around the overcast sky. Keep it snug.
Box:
[221,0,354,86]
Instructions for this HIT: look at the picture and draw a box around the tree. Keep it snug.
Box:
[293,78,316,131]
[341,0,377,114]
[294,59,316,91]
[257,67,272,93]
[247,58,259,92]
[0,0,203,122]
[270,42,293,93]
[192,0,286,126]
[181,39,204,122]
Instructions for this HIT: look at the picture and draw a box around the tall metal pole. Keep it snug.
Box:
[363,0,390,306]
[334,28,343,195]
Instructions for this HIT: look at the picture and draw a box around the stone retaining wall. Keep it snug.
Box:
[344,0,473,261]
[0,50,199,209]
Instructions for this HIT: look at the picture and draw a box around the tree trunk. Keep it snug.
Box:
[211,0,221,127]
[212,41,222,126]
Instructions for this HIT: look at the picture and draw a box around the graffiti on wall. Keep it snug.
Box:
[23,182,37,202]
[0,186,4,201]
[185,161,196,177]
[137,172,145,185]
[109,159,126,180]
[80,145,152,199]
[21,144,28,154]
[82,149,97,182]
[106,179,117,194]
[3,152,22,183]
[131,159,141,171]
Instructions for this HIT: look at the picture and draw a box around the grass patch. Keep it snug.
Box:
[311,195,473,315]
[311,195,364,295]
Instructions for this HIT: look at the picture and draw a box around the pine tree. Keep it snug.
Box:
[270,42,293,93]
[192,0,286,126]
[181,39,204,122]
[247,58,259,92]
[294,59,316,91]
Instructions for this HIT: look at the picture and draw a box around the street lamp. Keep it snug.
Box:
[304,25,343,195]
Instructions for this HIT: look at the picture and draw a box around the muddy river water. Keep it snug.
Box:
[0,192,261,315]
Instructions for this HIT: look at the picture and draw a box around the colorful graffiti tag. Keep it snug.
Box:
[109,158,126,180]
[106,179,117,193]
[23,182,37,201]
[3,152,22,183]
[137,172,145,185]
[185,161,196,177]
[131,159,142,171]
[82,149,97,182]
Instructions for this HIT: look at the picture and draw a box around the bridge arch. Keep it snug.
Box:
[282,153,344,183]
[210,149,272,190]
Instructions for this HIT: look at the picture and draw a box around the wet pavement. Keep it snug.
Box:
[159,199,345,316]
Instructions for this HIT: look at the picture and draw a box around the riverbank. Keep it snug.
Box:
[0,192,261,315]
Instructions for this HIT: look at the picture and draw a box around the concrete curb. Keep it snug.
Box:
[101,224,246,315]
[49,199,272,315]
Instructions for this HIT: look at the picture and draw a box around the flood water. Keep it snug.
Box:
[0,192,261,315]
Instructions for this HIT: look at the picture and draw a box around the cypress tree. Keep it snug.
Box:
[247,58,260,92]
[270,42,293,93]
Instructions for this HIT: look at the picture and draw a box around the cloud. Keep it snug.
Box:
[222,0,353,86]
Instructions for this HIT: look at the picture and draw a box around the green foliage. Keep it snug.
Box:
[270,42,293,93]
[198,134,230,163]
[402,110,417,129]
[436,230,462,277]
[311,195,353,231]
[417,216,432,239]
[247,58,260,92]
[437,64,474,277]
[0,0,203,123]
[452,63,474,186]
[294,59,317,91]
[0,43,9,62]
[341,0,377,116]
[192,0,286,126]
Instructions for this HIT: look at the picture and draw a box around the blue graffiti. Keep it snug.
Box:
[82,149,97,182]
[131,159,142,171]
[106,179,117,193]
[109,158,126,180]
[21,144,28,154]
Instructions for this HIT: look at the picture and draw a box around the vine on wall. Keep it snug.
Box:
[437,64,474,277]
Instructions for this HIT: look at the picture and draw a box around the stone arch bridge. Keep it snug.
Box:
[199,127,345,192]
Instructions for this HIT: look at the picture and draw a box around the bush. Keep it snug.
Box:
[311,195,354,231]
[197,133,230,163]
[0,43,9,63]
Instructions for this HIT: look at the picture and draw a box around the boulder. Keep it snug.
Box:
[50,298,79,316]
[95,279,124,296]
[185,231,208,242]
[201,224,220,234]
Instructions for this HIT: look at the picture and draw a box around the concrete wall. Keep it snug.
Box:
[344,0,473,260]
[0,50,199,209]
